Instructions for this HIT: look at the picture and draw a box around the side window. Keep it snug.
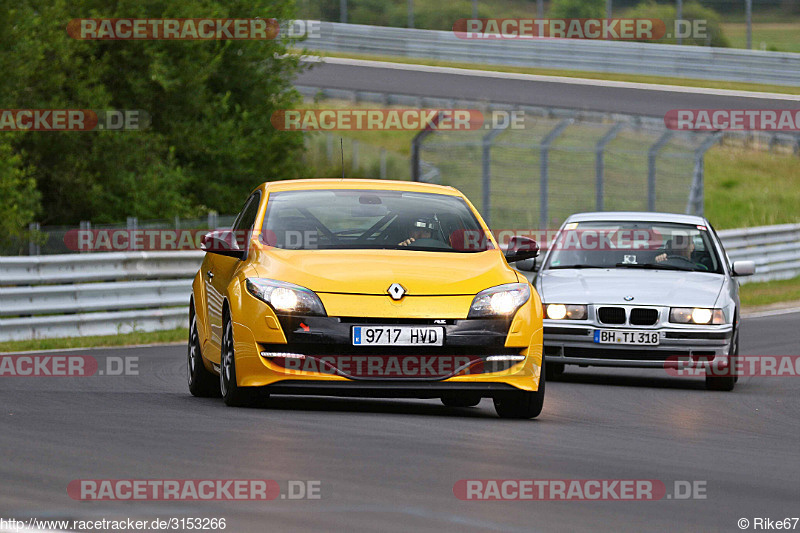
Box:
[233,193,261,233]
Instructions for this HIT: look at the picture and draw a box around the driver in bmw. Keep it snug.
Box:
[654,235,707,270]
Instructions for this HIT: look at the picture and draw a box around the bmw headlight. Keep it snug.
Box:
[545,304,587,320]
[246,278,327,316]
[669,307,725,325]
[468,283,530,318]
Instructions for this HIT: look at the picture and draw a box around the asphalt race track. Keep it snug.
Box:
[296,58,800,116]
[2,310,798,532]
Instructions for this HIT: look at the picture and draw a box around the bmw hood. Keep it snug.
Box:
[538,269,724,307]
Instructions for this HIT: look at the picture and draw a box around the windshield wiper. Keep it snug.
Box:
[548,264,606,269]
[614,263,688,271]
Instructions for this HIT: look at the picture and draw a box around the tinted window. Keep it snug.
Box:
[261,189,491,252]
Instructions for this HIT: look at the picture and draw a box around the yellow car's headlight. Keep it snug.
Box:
[468,283,530,318]
[669,307,725,325]
[545,304,587,320]
[246,278,327,316]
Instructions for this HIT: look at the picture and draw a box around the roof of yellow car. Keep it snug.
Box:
[258,179,460,195]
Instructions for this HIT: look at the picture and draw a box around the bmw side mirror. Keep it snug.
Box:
[201,230,246,259]
[504,235,539,264]
[732,260,755,276]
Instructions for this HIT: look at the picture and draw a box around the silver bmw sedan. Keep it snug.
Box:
[533,212,755,391]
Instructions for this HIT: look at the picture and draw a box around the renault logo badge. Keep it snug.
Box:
[387,283,406,300]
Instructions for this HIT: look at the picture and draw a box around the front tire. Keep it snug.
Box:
[493,361,546,419]
[188,310,220,398]
[706,329,738,392]
[220,313,260,407]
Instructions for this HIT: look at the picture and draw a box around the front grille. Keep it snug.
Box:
[563,347,690,361]
[544,327,591,336]
[630,308,659,326]
[598,307,626,324]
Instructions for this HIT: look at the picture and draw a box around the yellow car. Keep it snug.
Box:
[187,179,545,418]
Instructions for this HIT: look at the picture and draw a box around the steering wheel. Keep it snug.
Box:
[664,254,709,271]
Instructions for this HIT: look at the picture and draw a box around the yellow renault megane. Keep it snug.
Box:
[187,179,544,418]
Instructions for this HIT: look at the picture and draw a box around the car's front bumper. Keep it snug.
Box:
[543,321,733,369]
[230,309,543,393]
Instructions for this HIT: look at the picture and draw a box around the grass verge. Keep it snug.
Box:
[740,276,800,308]
[0,328,188,354]
[302,50,800,95]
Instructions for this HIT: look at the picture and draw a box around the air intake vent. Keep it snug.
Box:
[598,307,626,324]
[630,308,658,326]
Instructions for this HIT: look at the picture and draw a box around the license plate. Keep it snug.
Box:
[352,326,444,346]
[594,330,660,346]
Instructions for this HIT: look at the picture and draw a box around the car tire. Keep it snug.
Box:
[220,312,261,407]
[187,308,220,398]
[705,329,737,392]
[493,361,546,419]
[440,393,482,408]
[544,361,564,381]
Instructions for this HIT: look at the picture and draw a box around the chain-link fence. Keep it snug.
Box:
[412,110,725,229]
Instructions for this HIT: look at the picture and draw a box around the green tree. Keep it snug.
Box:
[624,0,729,47]
[549,0,606,19]
[0,0,307,227]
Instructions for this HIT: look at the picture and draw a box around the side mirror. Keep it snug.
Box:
[201,230,246,259]
[732,260,755,276]
[504,235,539,264]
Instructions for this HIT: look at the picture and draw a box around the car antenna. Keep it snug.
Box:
[340,138,344,180]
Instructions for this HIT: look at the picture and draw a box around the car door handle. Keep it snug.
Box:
[206,270,214,279]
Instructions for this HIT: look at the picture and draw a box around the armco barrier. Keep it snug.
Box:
[301,21,800,87]
[0,225,796,342]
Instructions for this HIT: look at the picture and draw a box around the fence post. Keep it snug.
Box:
[207,211,217,230]
[411,112,442,181]
[539,119,572,229]
[481,124,508,227]
[647,130,674,211]
[380,148,387,179]
[79,220,91,253]
[595,123,624,211]
[28,222,41,256]
[686,133,721,216]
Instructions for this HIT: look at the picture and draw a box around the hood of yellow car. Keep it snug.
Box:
[252,248,518,296]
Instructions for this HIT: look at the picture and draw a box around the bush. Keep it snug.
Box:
[549,0,606,19]
[624,0,730,47]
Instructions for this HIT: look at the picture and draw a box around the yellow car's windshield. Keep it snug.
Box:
[261,189,491,252]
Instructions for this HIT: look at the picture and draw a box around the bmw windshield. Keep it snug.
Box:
[544,221,724,273]
[261,189,493,252]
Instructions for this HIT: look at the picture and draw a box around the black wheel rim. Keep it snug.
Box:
[187,316,198,387]
[220,320,233,396]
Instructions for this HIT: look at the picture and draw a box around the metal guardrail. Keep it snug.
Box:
[0,225,797,342]
[302,21,800,87]
[718,223,800,283]
[0,252,203,342]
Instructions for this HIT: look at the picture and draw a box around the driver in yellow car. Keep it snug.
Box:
[398,218,434,246]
